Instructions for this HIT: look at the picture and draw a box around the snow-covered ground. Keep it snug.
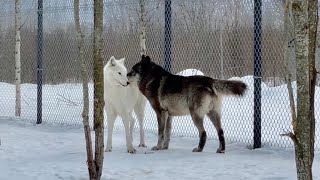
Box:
[1,117,319,180]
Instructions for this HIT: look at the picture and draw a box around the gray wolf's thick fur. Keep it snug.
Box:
[127,55,247,153]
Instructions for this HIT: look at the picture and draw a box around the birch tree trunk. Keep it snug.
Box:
[73,0,96,179]
[290,0,317,179]
[93,0,105,179]
[306,0,317,175]
[139,0,146,55]
[15,0,21,117]
[282,0,297,129]
[220,14,224,79]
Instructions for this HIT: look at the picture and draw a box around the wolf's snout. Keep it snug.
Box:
[127,81,130,85]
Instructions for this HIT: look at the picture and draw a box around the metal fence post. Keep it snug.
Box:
[36,0,43,124]
[253,0,262,149]
[164,0,172,72]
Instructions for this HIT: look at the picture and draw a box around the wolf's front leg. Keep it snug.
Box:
[151,110,168,151]
[121,114,136,154]
[129,113,136,143]
[105,108,116,152]
[134,101,147,147]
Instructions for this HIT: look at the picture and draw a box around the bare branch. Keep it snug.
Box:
[57,94,79,106]
[112,0,138,14]
[21,96,29,106]
[74,0,96,178]
[146,0,163,16]
[20,0,36,29]
[283,0,297,131]
[280,131,298,145]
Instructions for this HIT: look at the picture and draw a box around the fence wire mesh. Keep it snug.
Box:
[0,0,319,150]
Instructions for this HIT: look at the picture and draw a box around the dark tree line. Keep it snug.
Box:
[0,0,305,86]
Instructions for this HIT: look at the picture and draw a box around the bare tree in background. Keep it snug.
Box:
[73,0,97,179]
[139,0,147,55]
[15,0,21,116]
[281,0,317,179]
[229,0,242,77]
[219,8,226,79]
[92,0,105,179]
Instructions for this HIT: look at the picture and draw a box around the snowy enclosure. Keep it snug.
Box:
[1,0,320,179]
[0,72,320,150]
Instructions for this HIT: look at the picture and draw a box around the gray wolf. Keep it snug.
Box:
[127,55,247,153]
[104,56,147,153]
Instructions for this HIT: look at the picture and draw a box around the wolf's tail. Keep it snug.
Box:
[212,80,247,96]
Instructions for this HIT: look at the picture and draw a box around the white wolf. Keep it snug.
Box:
[104,56,147,153]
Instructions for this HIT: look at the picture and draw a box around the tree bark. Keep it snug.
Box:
[306,0,317,173]
[282,0,297,130]
[93,0,105,179]
[291,0,317,179]
[139,0,147,55]
[73,0,96,179]
[15,0,21,116]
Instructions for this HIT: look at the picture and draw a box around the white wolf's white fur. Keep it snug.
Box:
[104,56,147,153]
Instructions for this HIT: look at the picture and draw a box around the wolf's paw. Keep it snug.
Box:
[138,144,147,148]
[105,148,112,152]
[151,145,161,151]
[127,147,137,154]
[216,149,225,153]
[161,146,169,150]
[192,147,203,152]
[105,145,112,152]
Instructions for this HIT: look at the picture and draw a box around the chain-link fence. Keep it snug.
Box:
[0,0,319,150]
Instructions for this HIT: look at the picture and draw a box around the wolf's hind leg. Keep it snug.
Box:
[207,109,225,153]
[163,116,172,149]
[190,110,206,152]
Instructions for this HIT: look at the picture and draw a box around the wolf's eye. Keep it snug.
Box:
[118,72,122,75]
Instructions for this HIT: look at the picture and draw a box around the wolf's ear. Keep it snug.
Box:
[109,56,116,66]
[118,57,125,64]
[141,55,151,63]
